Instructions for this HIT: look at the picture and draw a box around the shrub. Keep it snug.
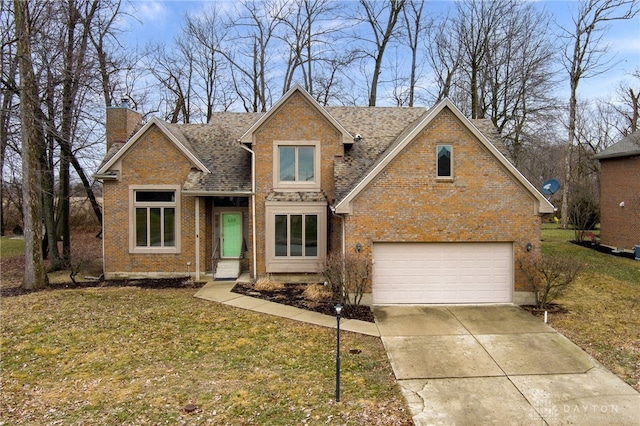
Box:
[321,252,371,306]
[568,183,599,237]
[520,254,582,309]
[253,275,284,291]
[302,283,333,302]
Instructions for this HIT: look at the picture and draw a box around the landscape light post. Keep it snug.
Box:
[335,303,342,402]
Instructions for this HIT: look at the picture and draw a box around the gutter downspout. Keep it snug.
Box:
[239,142,257,280]
[329,206,345,258]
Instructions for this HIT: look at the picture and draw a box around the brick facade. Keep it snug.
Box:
[343,109,541,292]
[102,126,206,279]
[99,87,549,301]
[251,91,343,276]
[105,106,142,152]
[599,156,640,250]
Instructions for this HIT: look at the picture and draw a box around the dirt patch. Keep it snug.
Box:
[232,281,375,323]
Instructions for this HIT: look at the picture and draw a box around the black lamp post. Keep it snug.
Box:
[335,303,342,402]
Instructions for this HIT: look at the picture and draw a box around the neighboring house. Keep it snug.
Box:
[594,131,640,251]
[95,86,553,305]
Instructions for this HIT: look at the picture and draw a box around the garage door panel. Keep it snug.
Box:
[373,243,513,304]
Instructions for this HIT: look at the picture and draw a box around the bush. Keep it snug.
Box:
[302,283,333,302]
[569,197,599,233]
[320,252,371,306]
[253,275,284,291]
[568,184,599,237]
[520,254,582,309]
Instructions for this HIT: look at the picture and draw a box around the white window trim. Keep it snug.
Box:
[129,185,181,254]
[436,144,454,180]
[273,140,321,190]
[265,201,326,273]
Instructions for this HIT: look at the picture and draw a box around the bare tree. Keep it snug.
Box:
[453,0,508,119]
[356,0,405,106]
[218,0,291,112]
[14,0,49,289]
[1,0,18,236]
[559,0,639,228]
[148,42,195,123]
[400,0,429,107]
[485,1,557,165]
[612,68,640,134]
[183,7,235,120]
[425,14,462,103]
[278,0,343,97]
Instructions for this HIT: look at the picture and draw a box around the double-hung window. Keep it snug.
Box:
[131,187,180,252]
[437,144,453,179]
[274,213,318,257]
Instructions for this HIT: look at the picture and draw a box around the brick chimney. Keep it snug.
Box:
[106,98,142,152]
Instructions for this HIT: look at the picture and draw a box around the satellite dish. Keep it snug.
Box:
[541,178,560,195]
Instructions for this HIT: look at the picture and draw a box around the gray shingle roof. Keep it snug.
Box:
[325,106,428,200]
[99,105,509,202]
[170,113,262,193]
[594,132,640,160]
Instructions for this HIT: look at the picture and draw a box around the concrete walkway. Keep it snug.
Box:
[194,280,379,336]
[375,305,640,425]
[195,282,639,425]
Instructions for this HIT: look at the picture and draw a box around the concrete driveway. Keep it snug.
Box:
[374,305,639,425]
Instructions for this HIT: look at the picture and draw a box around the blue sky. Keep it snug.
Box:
[120,0,640,104]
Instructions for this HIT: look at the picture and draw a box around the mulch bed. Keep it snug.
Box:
[521,303,568,316]
[231,281,375,323]
[570,240,636,260]
[1,276,375,323]
[0,277,204,298]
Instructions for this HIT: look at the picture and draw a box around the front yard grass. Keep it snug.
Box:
[541,225,640,391]
[1,287,410,425]
[1,226,638,424]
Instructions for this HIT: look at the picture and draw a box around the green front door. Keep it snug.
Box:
[222,213,242,258]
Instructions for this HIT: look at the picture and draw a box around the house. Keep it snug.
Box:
[95,86,554,305]
[594,132,640,251]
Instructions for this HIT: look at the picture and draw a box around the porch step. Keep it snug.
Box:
[215,259,240,280]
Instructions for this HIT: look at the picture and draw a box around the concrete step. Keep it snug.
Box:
[215,259,240,280]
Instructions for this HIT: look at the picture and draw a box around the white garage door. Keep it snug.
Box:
[372,242,513,304]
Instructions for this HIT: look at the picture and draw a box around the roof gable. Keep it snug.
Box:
[594,131,640,160]
[96,118,210,176]
[334,98,554,215]
[239,84,352,144]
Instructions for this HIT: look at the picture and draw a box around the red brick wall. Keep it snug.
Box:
[102,126,205,278]
[599,156,640,250]
[344,108,542,292]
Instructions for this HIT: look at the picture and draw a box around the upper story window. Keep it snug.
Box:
[437,145,453,179]
[130,186,181,253]
[279,146,314,182]
[274,141,320,189]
